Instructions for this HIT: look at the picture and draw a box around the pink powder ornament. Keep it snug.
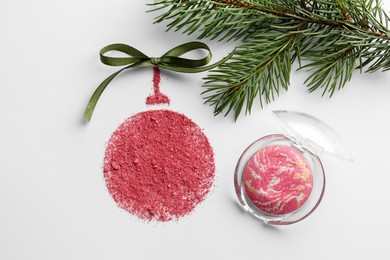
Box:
[235,111,352,225]
[83,42,233,222]
[103,66,216,222]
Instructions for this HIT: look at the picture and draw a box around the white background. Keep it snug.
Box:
[1,1,390,259]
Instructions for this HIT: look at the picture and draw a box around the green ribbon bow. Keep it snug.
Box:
[84,41,234,122]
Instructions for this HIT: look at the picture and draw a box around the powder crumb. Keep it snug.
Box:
[104,110,215,222]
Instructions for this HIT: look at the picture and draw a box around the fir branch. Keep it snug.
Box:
[203,25,297,119]
[301,45,357,96]
[150,0,390,118]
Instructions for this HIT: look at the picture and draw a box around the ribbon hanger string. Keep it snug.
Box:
[84,41,234,122]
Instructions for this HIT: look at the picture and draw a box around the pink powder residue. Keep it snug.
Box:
[243,145,313,215]
[146,66,170,105]
[103,110,215,222]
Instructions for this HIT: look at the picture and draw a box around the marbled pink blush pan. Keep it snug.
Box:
[243,145,313,215]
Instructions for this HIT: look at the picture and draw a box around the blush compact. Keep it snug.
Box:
[234,110,352,225]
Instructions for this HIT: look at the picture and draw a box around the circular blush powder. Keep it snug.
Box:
[103,109,215,222]
[243,145,313,215]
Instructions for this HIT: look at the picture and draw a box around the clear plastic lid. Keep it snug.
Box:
[273,110,353,162]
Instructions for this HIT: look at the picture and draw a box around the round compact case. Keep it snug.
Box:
[234,110,352,225]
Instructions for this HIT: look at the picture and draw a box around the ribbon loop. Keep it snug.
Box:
[99,43,149,66]
[84,41,235,122]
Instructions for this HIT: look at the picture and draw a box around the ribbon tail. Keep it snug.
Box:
[161,48,236,73]
[83,67,129,122]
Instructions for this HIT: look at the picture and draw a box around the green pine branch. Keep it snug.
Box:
[150,0,390,119]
